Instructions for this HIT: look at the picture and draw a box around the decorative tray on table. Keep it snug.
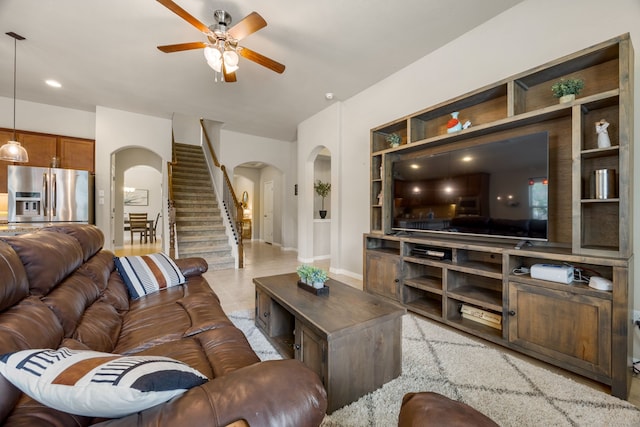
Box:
[297,280,330,296]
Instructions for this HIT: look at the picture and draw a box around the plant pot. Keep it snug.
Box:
[559,94,575,103]
[319,210,327,219]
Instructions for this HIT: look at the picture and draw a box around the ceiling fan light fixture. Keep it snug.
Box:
[223,50,239,72]
[204,46,222,72]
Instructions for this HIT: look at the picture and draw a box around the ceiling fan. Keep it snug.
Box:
[156,0,285,82]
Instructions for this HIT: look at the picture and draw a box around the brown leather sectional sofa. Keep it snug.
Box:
[0,224,327,426]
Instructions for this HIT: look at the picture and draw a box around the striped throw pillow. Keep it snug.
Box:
[114,253,186,299]
[0,347,207,418]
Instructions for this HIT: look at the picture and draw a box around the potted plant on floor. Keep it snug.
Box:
[314,180,331,219]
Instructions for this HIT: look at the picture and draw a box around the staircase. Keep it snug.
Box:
[171,143,235,270]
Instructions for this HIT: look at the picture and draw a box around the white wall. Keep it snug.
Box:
[0,97,95,139]
[95,106,172,250]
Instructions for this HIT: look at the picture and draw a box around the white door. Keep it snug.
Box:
[263,180,274,244]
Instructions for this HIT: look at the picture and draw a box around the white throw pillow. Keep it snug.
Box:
[0,347,207,418]
[114,252,186,299]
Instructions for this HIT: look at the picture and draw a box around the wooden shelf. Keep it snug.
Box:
[447,287,502,312]
[404,276,443,294]
[406,298,442,318]
[366,33,633,400]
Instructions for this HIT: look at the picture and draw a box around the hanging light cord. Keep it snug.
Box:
[12,36,17,141]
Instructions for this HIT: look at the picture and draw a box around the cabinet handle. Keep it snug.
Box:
[508,310,516,316]
[263,312,269,318]
[394,279,400,283]
[294,344,301,350]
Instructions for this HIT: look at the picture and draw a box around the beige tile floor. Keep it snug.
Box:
[116,239,640,408]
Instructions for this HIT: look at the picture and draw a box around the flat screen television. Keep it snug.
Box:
[391,131,549,241]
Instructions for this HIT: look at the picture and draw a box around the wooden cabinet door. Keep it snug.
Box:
[295,320,327,386]
[364,251,400,301]
[18,133,57,167]
[58,137,95,173]
[508,281,611,377]
[255,289,271,333]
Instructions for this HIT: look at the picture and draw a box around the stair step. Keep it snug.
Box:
[176,219,224,229]
[178,246,231,257]
[176,224,226,232]
[173,193,216,200]
[178,235,228,244]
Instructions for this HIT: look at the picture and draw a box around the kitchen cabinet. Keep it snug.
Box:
[58,137,95,173]
[0,129,95,192]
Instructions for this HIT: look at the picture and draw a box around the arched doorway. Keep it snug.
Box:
[112,147,163,250]
[233,162,284,245]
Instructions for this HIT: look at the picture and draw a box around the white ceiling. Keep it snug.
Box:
[0,0,523,142]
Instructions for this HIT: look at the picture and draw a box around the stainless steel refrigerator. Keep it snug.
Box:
[8,165,93,224]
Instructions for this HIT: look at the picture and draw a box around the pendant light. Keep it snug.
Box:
[0,32,28,163]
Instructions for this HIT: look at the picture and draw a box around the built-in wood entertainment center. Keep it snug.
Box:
[364,34,634,398]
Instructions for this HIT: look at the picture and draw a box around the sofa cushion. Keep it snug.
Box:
[0,347,208,418]
[115,253,186,299]
[2,231,84,296]
[101,270,131,312]
[73,302,122,353]
[43,274,102,338]
[77,250,115,292]
[0,240,29,312]
[41,224,104,262]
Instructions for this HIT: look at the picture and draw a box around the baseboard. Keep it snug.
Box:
[330,267,362,281]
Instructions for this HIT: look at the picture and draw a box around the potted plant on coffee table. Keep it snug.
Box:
[314,180,331,219]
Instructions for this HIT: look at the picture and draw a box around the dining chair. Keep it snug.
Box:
[128,213,148,243]
[149,212,161,243]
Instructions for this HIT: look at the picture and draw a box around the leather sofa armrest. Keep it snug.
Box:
[173,257,209,277]
[94,359,327,427]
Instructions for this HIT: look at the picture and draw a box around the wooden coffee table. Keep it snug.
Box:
[253,273,406,413]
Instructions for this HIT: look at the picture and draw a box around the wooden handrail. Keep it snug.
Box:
[167,129,177,259]
[200,118,220,167]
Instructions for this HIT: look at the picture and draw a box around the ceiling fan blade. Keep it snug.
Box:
[156,0,211,35]
[157,41,207,53]
[227,12,267,40]
[238,46,285,74]
[223,62,237,82]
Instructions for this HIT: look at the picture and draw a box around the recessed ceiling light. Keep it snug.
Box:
[45,79,61,88]
[410,164,419,169]
[462,156,472,162]
[325,92,334,100]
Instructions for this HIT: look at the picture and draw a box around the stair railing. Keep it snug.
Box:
[200,119,244,268]
[167,130,177,258]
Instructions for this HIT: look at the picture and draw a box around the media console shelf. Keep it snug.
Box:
[365,34,633,399]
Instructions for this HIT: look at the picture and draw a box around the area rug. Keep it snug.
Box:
[228,310,640,426]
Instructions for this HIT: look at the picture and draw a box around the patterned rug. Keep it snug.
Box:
[228,310,640,426]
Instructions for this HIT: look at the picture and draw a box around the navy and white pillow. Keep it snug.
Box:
[114,252,186,299]
[0,347,207,418]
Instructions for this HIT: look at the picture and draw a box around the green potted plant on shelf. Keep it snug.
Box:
[314,180,331,219]
[385,133,401,148]
[551,77,585,103]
